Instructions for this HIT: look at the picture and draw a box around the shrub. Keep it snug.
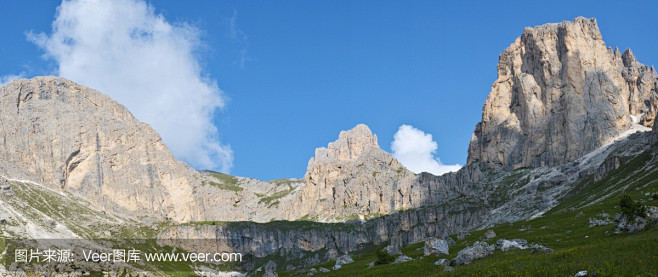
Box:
[374,247,395,265]
[620,194,646,219]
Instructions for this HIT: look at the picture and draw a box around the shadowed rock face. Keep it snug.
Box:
[0,77,202,222]
[467,17,658,170]
[653,113,658,144]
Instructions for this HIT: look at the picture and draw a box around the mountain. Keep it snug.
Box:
[0,77,204,222]
[293,124,416,220]
[0,77,308,224]
[2,17,658,276]
[467,17,657,170]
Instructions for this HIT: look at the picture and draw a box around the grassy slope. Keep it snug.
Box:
[3,149,657,276]
[278,150,658,277]
[0,180,241,276]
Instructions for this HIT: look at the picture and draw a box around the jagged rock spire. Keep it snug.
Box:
[467,17,658,169]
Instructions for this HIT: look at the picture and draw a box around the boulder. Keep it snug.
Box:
[335,254,354,266]
[393,255,412,264]
[574,270,588,277]
[452,241,494,265]
[588,217,611,227]
[496,239,528,251]
[483,230,496,239]
[434,259,449,266]
[424,237,449,256]
[529,244,554,254]
[614,207,658,233]
[263,261,278,277]
[306,268,316,276]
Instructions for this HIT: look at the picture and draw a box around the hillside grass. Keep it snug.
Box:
[0,180,235,276]
[203,171,243,192]
[277,150,658,276]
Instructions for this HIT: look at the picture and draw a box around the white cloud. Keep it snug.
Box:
[391,124,461,176]
[226,9,252,69]
[0,74,25,87]
[28,0,232,172]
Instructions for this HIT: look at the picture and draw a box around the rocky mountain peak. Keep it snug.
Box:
[309,124,379,166]
[622,49,638,67]
[467,17,658,170]
[521,16,601,42]
[297,124,414,220]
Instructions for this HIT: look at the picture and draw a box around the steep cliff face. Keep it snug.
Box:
[468,17,658,170]
[160,204,487,270]
[621,50,658,126]
[653,113,658,144]
[292,125,418,220]
[0,77,203,222]
[0,77,311,223]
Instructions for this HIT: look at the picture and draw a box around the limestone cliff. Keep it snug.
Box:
[621,50,658,126]
[161,128,657,271]
[653,112,658,144]
[0,77,204,222]
[292,125,417,220]
[467,17,658,170]
[0,77,308,223]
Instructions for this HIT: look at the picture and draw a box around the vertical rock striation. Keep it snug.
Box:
[652,112,658,144]
[621,49,658,126]
[0,77,202,222]
[467,17,658,170]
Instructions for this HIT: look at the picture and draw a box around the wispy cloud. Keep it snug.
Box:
[226,9,252,69]
[28,0,233,172]
[0,74,25,87]
[391,124,461,176]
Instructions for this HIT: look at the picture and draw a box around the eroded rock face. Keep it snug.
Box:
[0,77,311,224]
[294,124,417,220]
[468,17,658,170]
[653,113,658,144]
[621,50,658,126]
[0,77,201,222]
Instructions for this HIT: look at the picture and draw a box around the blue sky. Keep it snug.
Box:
[1,0,657,181]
